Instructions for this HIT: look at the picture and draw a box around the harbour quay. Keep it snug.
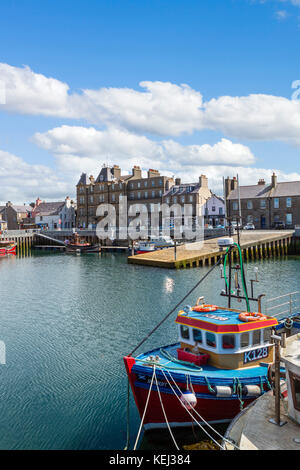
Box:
[128,230,296,269]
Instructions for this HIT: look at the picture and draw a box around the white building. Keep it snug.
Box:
[33,197,76,230]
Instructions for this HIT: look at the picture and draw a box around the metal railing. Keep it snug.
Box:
[265,291,300,319]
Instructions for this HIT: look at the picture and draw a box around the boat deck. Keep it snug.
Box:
[134,343,269,382]
[225,391,300,450]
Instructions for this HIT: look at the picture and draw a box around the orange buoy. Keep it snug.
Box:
[193,305,218,313]
[238,312,267,322]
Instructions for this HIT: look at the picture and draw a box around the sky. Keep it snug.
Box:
[1,0,300,203]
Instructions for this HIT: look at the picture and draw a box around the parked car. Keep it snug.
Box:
[216,224,225,229]
[274,221,286,230]
[244,223,255,230]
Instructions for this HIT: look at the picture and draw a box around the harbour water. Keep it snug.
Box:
[0,252,299,450]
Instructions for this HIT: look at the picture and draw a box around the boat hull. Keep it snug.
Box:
[66,244,101,254]
[0,243,17,256]
[124,355,267,429]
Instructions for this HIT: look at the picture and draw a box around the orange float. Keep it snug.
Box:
[193,305,218,313]
[238,312,267,322]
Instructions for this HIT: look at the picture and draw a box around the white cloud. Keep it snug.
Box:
[32,126,256,179]
[0,149,73,204]
[2,63,300,147]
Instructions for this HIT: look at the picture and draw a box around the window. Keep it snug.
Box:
[130,183,134,189]
[263,328,272,344]
[144,191,148,199]
[166,197,170,204]
[212,206,216,212]
[159,190,162,197]
[111,183,115,190]
[159,179,163,186]
[189,195,193,203]
[252,330,261,346]
[129,193,134,200]
[247,200,253,209]
[180,325,190,340]
[233,202,238,211]
[111,194,115,202]
[137,182,141,188]
[240,332,249,348]
[144,181,147,187]
[181,196,185,203]
[152,180,155,186]
[260,199,266,209]
[152,191,155,198]
[90,196,94,203]
[222,334,235,350]
[173,197,177,203]
[193,329,202,343]
[286,197,292,208]
[286,213,292,225]
[206,332,216,348]
[274,198,279,209]
[137,192,141,199]
[119,183,122,189]
[219,207,223,215]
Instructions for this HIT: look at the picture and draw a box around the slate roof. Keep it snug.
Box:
[228,180,300,200]
[227,184,271,200]
[163,182,202,197]
[34,202,65,216]
[77,173,88,185]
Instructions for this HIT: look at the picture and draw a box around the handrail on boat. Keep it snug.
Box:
[265,291,300,318]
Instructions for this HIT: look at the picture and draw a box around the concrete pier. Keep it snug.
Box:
[128,230,295,269]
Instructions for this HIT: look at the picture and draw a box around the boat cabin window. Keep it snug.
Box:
[252,330,261,346]
[263,328,272,344]
[222,334,235,350]
[206,332,216,348]
[193,329,202,343]
[180,325,190,340]
[240,332,249,348]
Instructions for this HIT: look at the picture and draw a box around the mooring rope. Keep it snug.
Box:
[133,365,156,450]
[161,368,240,450]
[153,368,180,450]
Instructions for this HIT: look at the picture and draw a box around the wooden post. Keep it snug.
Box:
[174,240,177,261]
[269,335,287,427]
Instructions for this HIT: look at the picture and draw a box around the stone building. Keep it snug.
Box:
[0,202,33,230]
[76,165,174,230]
[225,173,300,229]
[162,175,212,232]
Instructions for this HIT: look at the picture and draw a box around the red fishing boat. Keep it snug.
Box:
[0,240,17,256]
[123,238,300,439]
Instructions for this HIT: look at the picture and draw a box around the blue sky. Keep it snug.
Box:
[0,0,300,202]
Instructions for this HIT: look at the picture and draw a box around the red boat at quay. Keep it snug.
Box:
[0,240,17,256]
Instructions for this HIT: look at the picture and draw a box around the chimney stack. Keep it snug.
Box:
[258,178,265,186]
[175,178,181,186]
[199,174,208,188]
[271,172,277,188]
[147,168,160,178]
[132,166,142,178]
[112,165,121,179]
